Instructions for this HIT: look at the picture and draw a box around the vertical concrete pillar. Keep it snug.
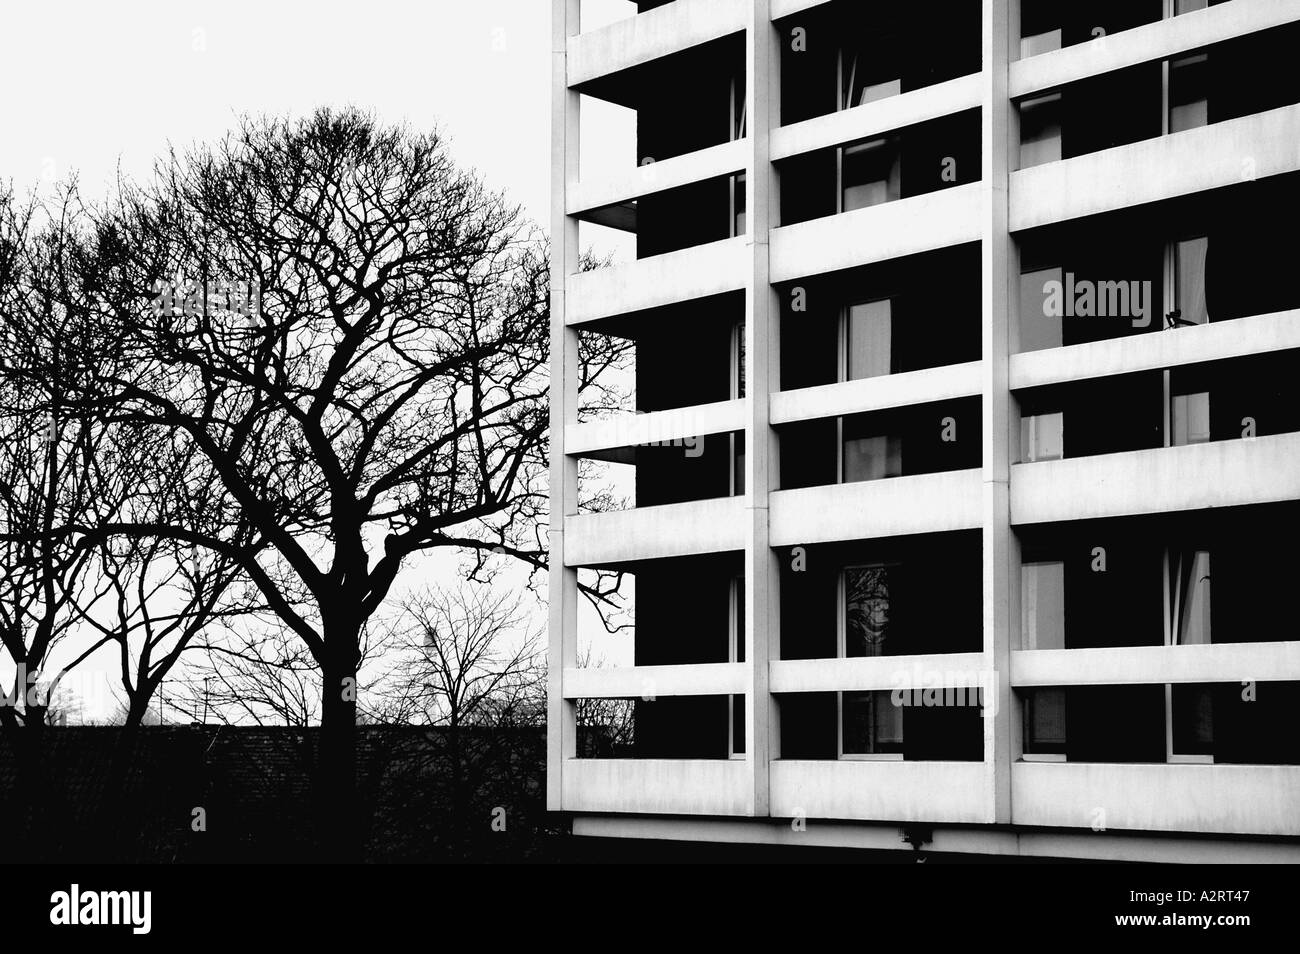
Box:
[981,0,1017,824]
[744,0,779,816]
[547,0,582,812]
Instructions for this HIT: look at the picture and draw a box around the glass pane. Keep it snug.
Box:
[1174,550,1212,645]
[1175,236,1209,325]
[842,139,898,212]
[1019,266,1064,352]
[1171,392,1211,446]
[731,174,746,238]
[1171,684,1214,756]
[1021,411,1064,462]
[1022,562,1065,650]
[731,694,746,754]
[733,578,745,663]
[847,299,892,380]
[1019,93,1062,168]
[843,434,902,482]
[845,565,894,657]
[732,431,745,496]
[1026,687,1067,751]
[732,318,746,398]
[1170,54,1209,133]
[843,690,903,755]
[1176,0,1208,13]
[1020,29,1062,59]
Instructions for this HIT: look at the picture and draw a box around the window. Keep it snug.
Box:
[1171,391,1211,446]
[844,299,893,380]
[1169,53,1209,132]
[1174,236,1209,326]
[1019,266,1064,352]
[1018,92,1062,168]
[1020,28,1062,58]
[843,433,903,482]
[730,320,745,496]
[1023,688,1067,759]
[730,173,746,238]
[842,564,897,658]
[1170,549,1211,646]
[729,576,745,757]
[1170,684,1214,760]
[1021,561,1066,650]
[1021,411,1064,462]
[840,138,900,212]
[1175,0,1208,13]
[839,38,902,111]
[841,690,904,758]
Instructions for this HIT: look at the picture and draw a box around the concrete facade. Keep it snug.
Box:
[550,0,1300,861]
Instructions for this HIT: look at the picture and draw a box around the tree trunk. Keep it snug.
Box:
[317,624,361,862]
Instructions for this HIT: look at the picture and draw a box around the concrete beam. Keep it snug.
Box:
[1011,641,1300,687]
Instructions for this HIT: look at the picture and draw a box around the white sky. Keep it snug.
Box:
[0,0,638,720]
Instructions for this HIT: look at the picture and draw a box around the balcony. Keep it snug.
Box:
[1010,431,1300,525]
[770,759,993,824]
[770,469,982,547]
[771,184,980,283]
[1011,103,1300,231]
[562,758,750,815]
[565,496,746,565]
[569,0,745,87]
[1012,641,1300,687]
[1012,761,1300,836]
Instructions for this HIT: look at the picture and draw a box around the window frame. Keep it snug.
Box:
[836,564,904,761]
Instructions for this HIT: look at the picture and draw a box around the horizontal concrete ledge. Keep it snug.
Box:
[770,652,988,693]
[1012,641,1300,687]
[571,813,1300,862]
[565,237,748,325]
[770,0,832,19]
[562,758,750,815]
[1011,0,1300,100]
[565,496,747,566]
[1012,761,1300,837]
[771,361,982,425]
[770,759,993,824]
[568,399,746,458]
[770,469,983,547]
[1010,432,1300,525]
[1011,103,1300,232]
[771,185,981,283]
[771,74,981,162]
[569,0,746,89]
[1010,309,1300,391]
[570,139,747,217]
[564,662,746,699]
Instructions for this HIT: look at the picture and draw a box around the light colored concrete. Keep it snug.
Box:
[770,759,994,824]
[562,759,751,815]
[770,184,981,283]
[770,74,981,162]
[566,399,746,458]
[564,496,747,566]
[1010,308,1300,391]
[570,138,748,219]
[1011,432,1300,525]
[572,813,1300,862]
[1012,641,1300,687]
[565,235,748,325]
[769,469,983,547]
[769,653,988,693]
[1011,103,1300,231]
[770,361,982,425]
[564,662,747,699]
[1012,761,1300,837]
[569,0,747,89]
[1011,0,1300,99]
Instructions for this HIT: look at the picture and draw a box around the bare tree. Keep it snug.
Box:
[23,109,628,856]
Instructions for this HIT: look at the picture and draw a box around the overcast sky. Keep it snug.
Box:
[0,0,638,719]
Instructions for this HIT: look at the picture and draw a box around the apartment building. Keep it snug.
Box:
[547,0,1300,862]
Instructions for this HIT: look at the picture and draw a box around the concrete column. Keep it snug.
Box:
[981,0,1017,824]
[548,0,582,812]
[743,0,779,816]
